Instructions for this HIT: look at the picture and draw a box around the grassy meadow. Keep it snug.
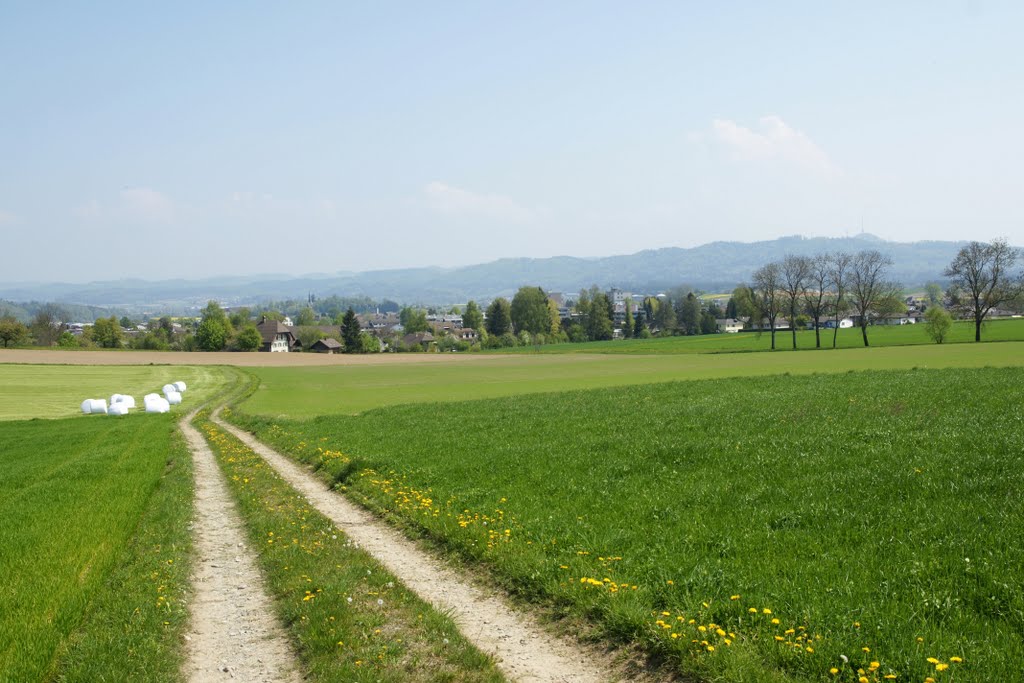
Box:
[0,414,193,682]
[0,364,231,420]
[492,318,1024,355]
[242,340,1024,417]
[232,367,1024,682]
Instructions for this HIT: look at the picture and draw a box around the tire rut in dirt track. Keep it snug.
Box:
[180,414,303,683]
[213,411,620,683]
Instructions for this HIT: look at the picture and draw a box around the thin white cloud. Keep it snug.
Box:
[120,187,174,222]
[0,209,17,225]
[709,116,839,176]
[224,191,338,221]
[423,181,532,221]
[71,188,175,223]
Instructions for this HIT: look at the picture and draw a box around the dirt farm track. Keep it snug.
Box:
[0,349,506,367]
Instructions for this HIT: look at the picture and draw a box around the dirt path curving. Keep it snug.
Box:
[180,415,303,683]
[213,412,619,683]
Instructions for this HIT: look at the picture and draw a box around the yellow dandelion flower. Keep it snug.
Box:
[950,656,963,663]
[935,663,949,672]
[730,594,740,600]
[771,618,780,625]
[829,668,839,675]
[763,608,772,615]
[926,657,940,664]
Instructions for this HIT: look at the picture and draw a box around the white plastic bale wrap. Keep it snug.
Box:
[120,395,136,409]
[89,399,108,414]
[109,403,129,416]
[173,381,186,392]
[144,393,160,402]
[165,391,182,405]
[162,384,177,397]
[110,393,123,405]
[81,399,93,415]
[145,397,170,414]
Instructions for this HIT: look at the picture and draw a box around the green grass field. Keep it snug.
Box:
[0,414,193,682]
[493,318,1024,355]
[242,340,1024,417]
[0,364,232,420]
[233,367,1024,682]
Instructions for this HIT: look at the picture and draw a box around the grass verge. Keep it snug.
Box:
[230,367,1023,682]
[195,413,505,682]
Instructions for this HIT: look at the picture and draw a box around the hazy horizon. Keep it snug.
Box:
[3,3,1023,282]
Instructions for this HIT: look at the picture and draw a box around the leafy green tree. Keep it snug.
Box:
[360,332,381,353]
[944,238,1022,342]
[623,302,634,339]
[679,293,701,335]
[632,309,644,337]
[924,306,952,344]
[57,331,79,348]
[295,326,327,350]
[196,301,231,351]
[485,298,512,336]
[586,292,614,341]
[341,308,362,353]
[0,317,28,348]
[400,307,430,334]
[229,307,251,329]
[463,300,483,332]
[510,286,550,335]
[119,316,133,329]
[700,310,718,334]
[92,316,124,348]
[235,325,262,351]
[653,296,676,335]
[725,297,738,319]
[196,318,228,351]
[925,282,944,308]
[296,306,317,326]
[547,299,562,336]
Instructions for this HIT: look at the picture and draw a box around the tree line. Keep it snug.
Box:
[733,238,1022,350]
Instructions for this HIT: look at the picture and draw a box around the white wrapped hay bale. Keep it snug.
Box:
[89,399,108,415]
[81,399,93,415]
[145,397,170,414]
[118,395,136,409]
[173,381,187,393]
[110,393,123,405]
[165,391,182,405]
[144,393,160,402]
[109,403,129,416]
[162,384,177,397]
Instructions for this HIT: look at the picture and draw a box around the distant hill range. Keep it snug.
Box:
[0,235,981,309]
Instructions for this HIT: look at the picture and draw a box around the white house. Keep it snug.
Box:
[715,318,744,334]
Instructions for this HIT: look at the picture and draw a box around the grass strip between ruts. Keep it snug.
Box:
[195,414,505,683]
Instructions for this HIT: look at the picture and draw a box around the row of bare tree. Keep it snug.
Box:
[736,249,900,350]
[736,238,1022,350]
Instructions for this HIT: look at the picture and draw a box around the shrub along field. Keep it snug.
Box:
[0,364,230,420]
[242,340,1024,417]
[232,367,1024,682]
[0,414,193,682]
[491,318,1024,355]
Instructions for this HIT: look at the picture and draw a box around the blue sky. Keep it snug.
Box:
[2,2,1022,282]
